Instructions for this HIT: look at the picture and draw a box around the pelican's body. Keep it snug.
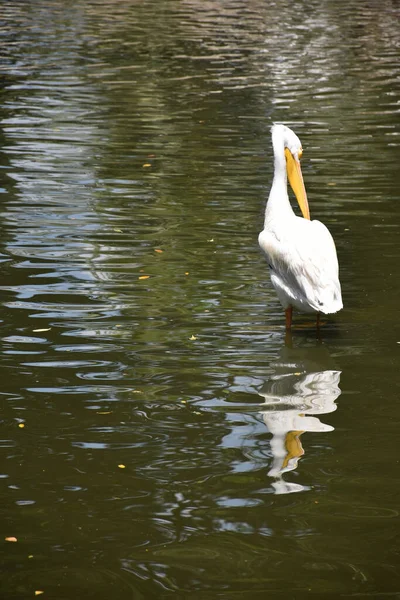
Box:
[259,124,342,327]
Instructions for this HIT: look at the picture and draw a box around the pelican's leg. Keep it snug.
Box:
[285,306,293,330]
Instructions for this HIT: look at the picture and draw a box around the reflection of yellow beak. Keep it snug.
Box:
[285,148,310,220]
[282,430,305,470]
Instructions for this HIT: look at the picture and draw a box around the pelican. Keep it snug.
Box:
[258,124,342,329]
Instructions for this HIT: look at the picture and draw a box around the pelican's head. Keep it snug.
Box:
[272,124,310,220]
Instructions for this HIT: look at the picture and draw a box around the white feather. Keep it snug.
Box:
[259,125,343,316]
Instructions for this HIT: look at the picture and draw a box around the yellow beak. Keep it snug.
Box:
[285,147,310,220]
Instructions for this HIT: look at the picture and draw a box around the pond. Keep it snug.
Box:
[1,0,400,597]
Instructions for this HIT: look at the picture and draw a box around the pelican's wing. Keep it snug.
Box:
[259,218,342,313]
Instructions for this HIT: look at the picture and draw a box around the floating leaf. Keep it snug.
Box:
[138,275,150,280]
[33,328,51,333]
[5,537,17,542]
[154,248,163,254]
[118,464,126,469]
[113,228,123,233]
[189,335,197,341]
[35,592,44,596]
[142,163,152,168]
[185,272,189,276]
[18,423,25,429]
[97,411,112,415]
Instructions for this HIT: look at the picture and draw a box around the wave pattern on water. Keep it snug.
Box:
[1,0,400,597]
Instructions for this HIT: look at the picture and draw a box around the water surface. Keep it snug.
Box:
[1,0,400,597]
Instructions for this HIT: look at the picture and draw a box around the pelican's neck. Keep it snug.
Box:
[264,127,295,228]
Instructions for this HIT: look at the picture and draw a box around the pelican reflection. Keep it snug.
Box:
[259,344,341,494]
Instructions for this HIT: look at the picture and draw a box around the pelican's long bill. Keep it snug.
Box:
[284,147,310,220]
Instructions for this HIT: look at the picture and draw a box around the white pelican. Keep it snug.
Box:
[258,124,342,329]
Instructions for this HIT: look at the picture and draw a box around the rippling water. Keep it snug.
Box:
[1,0,400,597]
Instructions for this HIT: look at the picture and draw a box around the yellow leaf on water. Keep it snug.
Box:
[118,464,126,469]
[189,335,197,341]
[5,537,17,542]
[18,423,25,429]
[138,275,150,280]
[97,411,112,415]
[185,272,189,276]
[154,248,163,253]
[142,163,152,168]
[35,592,44,596]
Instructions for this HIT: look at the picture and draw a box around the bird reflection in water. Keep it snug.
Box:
[259,339,341,494]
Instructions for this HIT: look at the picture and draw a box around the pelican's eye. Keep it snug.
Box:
[298,148,303,159]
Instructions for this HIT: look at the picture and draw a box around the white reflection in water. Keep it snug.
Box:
[259,344,341,495]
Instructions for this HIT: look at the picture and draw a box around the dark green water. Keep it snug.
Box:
[1,1,400,598]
